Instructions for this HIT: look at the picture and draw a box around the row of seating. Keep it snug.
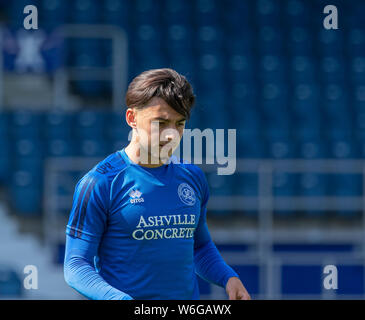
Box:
[7,0,358,29]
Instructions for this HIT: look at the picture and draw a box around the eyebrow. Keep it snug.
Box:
[152,117,186,122]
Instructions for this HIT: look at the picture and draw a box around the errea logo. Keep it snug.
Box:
[129,189,144,204]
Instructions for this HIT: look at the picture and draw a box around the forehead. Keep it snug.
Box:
[138,97,185,120]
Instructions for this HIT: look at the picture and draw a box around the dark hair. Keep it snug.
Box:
[125,68,196,119]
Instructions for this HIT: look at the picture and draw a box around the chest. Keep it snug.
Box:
[108,167,202,236]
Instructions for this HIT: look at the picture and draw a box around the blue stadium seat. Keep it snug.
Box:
[259,83,289,120]
[227,55,257,83]
[44,111,74,140]
[291,83,320,119]
[284,0,312,27]
[319,56,347,83]
[317,29,345,56]
[13,138,44,170]
[70,0,101,24]
[229,82,258,112]
[193,0,222,26]
[10,169,42,215]
[132,0,162,26]
[101,0,131,29]
[254,0,281,27]
[46,139,78,158]
[163,0,193,25]
[0,136,11,184]
[11,110,43,139]
[132,24,164,55]
[196,52,226,92]
[195,25,224,52]
[225,32,255,55]
[74,110,107,140]
[287,27,315,56]
[257,26,284,55]
[290,56,317,83]
[165,24,194,55]
[350,56,365,83]
[259,55,288,82]
[281,265,322,295]
[223,0,252,33]
[0,265,22,297]
[78,139,110,157]
[39,0,68,30]
[348,29,365,56]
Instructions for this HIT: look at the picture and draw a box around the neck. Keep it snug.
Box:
[125,137,165,168]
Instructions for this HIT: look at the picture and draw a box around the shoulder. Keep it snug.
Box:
[76,151,129,193]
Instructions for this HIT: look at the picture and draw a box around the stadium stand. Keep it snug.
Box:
[1,0,365,299]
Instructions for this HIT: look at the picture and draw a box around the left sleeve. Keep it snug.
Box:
[193,168,239,288]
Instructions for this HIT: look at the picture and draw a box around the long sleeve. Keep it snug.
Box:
[64,234,133,300]
[193,168,239,288]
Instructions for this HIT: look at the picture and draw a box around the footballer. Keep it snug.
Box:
[64,68,251,300]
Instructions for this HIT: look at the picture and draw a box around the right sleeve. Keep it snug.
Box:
[64,234,133,300]
[66,172,108,241]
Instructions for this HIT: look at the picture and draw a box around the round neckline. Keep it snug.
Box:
[119,148,169,171]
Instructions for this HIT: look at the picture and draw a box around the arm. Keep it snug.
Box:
[64,172,132,300]
[64,234,133,300]
[193,168,251,300]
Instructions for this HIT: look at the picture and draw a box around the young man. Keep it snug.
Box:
[64,68,251,300]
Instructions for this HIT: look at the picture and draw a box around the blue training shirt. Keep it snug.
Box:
[65,148,238,300]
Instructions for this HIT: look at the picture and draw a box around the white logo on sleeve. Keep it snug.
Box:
[178,183,196,206]
[129,189,144,204]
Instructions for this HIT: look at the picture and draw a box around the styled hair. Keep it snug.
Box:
[125,68,196,119]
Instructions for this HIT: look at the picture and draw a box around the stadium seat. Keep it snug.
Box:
[101,0,131,30]
[259,55,288,82]
[0,265,22,297]
[74,110,107,140]
[46,139,78,158]
[70,0,101,24]
[287,27,315,56]
[284,0,312,27]
[162,0,193,26]
[223,0,252,34]
[257,26,284,55]
[131,0,162,26]
[193,0,222,26]
[39,0,68,30]
[317,29,345,56]
[259,83,289,120]
[281,265,322,295]
[44,111,74,140]
[348,29,365,56]
[10,110,43,139]
[78,139,110,158]
[165,24,194,55]
[319,56,347,83]
[290,56,318,83]
[195,25,224,52]
[227,55,257,83]
[10,169,43,215]
[254,0,281,27]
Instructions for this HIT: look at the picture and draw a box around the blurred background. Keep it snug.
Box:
[1,0,365,299]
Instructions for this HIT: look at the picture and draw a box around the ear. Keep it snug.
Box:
[125,108,137,129]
